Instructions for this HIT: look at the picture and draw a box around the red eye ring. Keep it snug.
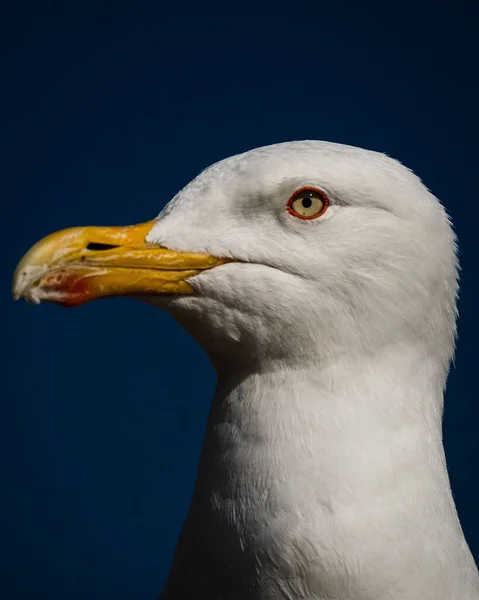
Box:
[287,187,329,220]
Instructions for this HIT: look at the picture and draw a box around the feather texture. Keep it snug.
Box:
[145,141,478,599]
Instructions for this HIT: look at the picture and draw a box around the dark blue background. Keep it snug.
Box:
[2,3,478,599]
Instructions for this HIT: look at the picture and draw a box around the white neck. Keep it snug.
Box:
[161,343,479,599]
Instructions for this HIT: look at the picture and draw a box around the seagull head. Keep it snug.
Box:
[13,141,458,372]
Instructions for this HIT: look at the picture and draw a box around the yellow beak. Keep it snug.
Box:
[13,221,228,307]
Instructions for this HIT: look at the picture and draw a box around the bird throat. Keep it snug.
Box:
[160,347,473,599]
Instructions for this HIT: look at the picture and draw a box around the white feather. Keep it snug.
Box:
[146,141,478,599]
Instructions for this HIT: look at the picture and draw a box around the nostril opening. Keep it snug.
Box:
[86,243,118,251]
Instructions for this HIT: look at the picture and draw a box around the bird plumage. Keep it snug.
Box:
[146,141,478,598]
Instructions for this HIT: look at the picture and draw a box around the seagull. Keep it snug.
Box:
[13,141,479,599]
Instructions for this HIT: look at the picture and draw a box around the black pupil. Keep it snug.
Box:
[301,197,313,209]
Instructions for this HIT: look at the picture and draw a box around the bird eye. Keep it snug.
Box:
[287,187,329,220]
